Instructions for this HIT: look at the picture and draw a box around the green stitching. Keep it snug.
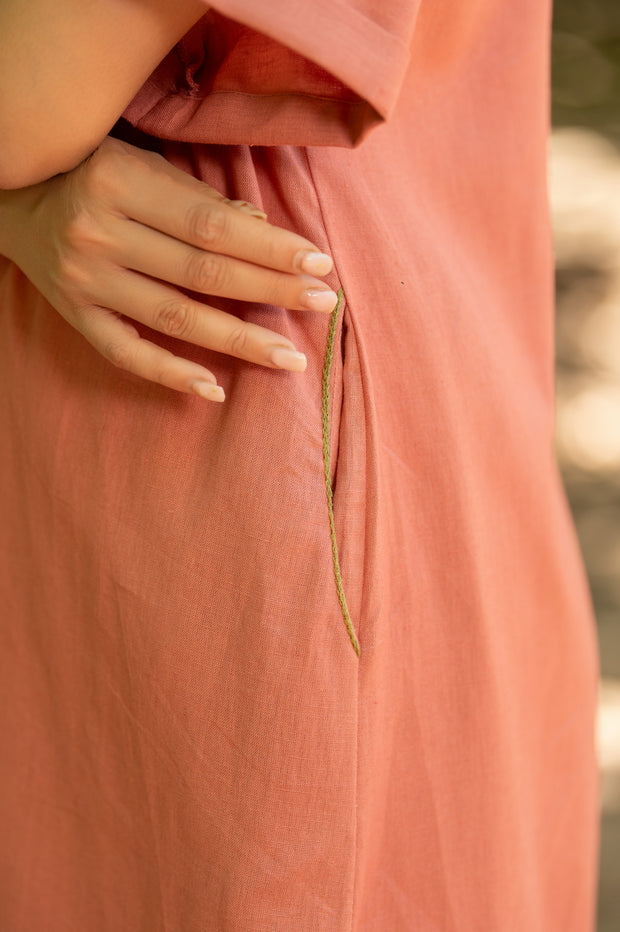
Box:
[321,288,361,658]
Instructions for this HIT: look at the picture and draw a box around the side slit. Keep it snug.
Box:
[321,288,361,658]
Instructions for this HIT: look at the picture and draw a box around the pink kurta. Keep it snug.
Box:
[0,1,600,929]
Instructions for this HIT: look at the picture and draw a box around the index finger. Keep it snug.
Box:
[115,149,334,278]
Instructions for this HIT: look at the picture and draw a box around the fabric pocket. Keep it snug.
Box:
[320,288,361,657]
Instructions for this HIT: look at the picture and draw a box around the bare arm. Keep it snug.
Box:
[0,0,207,187]
[0,2,338,401]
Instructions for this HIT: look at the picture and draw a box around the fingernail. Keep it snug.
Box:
[230,200,268,220]
[295,250,333,276]
[300,288,338,313]
[191,380,225,402]
[269,347,307,372]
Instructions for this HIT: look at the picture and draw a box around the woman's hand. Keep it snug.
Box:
[0,136,338,402]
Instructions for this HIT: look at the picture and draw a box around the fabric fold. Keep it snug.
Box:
[121,1,421,147]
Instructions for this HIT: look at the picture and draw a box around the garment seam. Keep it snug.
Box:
[303,146,360,932]
[135,77,370,107]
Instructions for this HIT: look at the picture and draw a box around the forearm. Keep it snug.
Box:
[0,0,206,188]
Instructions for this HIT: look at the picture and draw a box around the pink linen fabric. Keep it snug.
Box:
[0,1,600,930]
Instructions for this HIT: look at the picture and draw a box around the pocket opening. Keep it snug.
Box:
[321,288,361,658]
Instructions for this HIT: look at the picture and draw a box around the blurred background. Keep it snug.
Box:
[551,1,620,928]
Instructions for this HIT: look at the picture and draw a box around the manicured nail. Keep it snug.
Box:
[300,288,338,313]
[269,347,307,371]
[230,199,268,220]
[191,380,225,402]
[295,250,333,276]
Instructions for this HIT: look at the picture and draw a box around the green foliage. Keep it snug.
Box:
[553,0,620,140]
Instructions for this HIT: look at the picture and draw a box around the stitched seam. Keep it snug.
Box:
[302,146,360,932]
[321,288,360,658]
[135,76,367,106]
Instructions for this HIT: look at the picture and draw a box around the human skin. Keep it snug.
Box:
[0,0,337,400]
[0,0,209,185]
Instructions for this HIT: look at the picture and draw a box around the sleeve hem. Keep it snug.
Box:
[205,0,415,120]
[122,82,383,147]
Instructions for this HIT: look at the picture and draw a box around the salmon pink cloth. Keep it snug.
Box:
[0,1,600,929]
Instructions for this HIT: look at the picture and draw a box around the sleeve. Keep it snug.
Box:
[120,0,421,148]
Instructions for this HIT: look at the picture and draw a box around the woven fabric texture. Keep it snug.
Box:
[0,1,599,929]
